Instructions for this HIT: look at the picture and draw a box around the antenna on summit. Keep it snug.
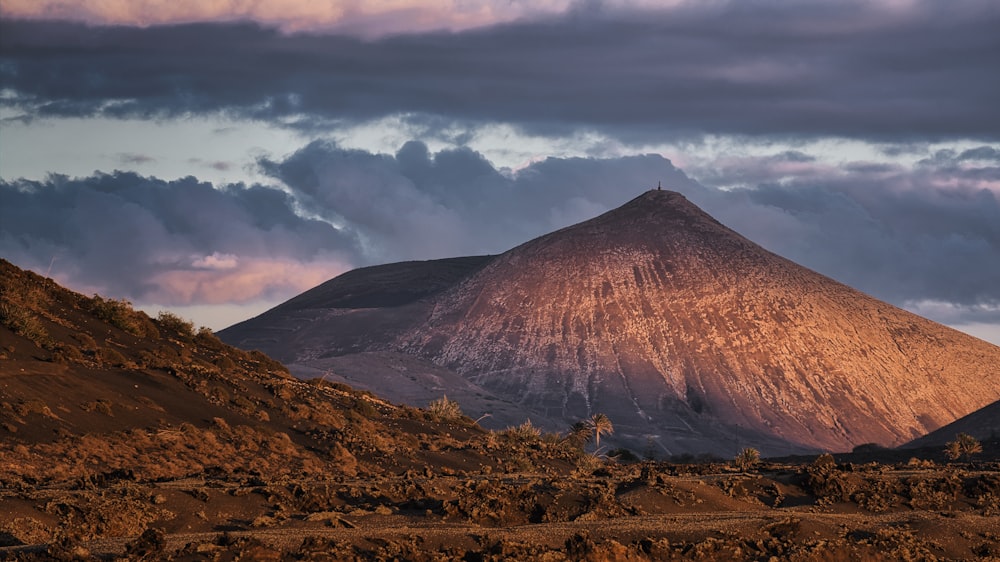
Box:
[657,181,661,191]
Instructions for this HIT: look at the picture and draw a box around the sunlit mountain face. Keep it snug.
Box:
[222,190,1000,456]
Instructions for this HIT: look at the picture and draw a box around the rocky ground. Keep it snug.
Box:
[2,259,1000,560]
[2,457,1000,560]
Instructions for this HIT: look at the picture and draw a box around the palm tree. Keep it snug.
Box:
[566,421,591,448]
[587,413,614,449]
[734,447,761,471]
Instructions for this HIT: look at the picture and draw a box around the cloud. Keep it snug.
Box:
[191,252,239,270]
[117,152,156,165]
[687,147,1000,321]
[0,0,595,36]
[259,140,698,262]
[3,1,999,143]
[2,141,998,335]
[0,172,357,305]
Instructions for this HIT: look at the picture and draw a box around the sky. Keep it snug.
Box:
[1,0,999,345]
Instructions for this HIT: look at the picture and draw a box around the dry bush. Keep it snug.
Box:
[427,395,463,422]
[946,433,983,461]
[213,355,237,371]
[733,447,760,471]
[156,311,195,339]
[802,453,859,504]
[502,420,542,443]
[195,326,226,350]
[82,400,115,417]
[96,347,129,368]
[352,398,378,418]
[89,295,144,336]
[0,301,50,346]
[50,343,86,364]
[249,350,290,374]
[71,332,97,350]
[207,385,231,405]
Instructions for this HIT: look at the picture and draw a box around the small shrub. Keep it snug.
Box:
[352,398,378,418]
[213,355,237,371]
[156,311,195,339]
[96,347,129,368]
[90,295,144,335]
[71,332,97,350]
[734,447,761,471]
[502,419,542,442]
[207,385,230,405]
[89,400,115,416]
[0,301,50,346]
[50,343,85,364]
[946,433,983,461]
[427,395,463,422]
[249,350,290,374]
[195,327,226,350]
[608,448,640,462]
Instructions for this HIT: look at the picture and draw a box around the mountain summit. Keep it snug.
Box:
[223,190,1000,455]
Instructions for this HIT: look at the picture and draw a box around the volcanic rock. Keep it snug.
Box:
[223,190,1000,456]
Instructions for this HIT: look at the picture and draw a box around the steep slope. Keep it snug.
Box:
[903,399,1000,448]
[396,190,1000,453]
[0,258,502,483]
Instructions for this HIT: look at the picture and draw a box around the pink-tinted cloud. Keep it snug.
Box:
[0,0,679,35]
[152,256,348,305]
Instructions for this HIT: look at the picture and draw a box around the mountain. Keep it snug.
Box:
[222,190,1000,456]
[903,398,1000,448]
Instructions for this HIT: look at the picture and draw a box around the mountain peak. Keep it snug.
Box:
[222,189,1000,456]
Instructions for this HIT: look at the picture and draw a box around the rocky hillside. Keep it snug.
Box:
[0,258,577,486]
[223,190,1000,456]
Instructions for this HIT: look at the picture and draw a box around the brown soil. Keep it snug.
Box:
[3,462,1000,560]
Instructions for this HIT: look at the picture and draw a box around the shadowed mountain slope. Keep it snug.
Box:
[904,399,1000,448]
[221,256,492,364]
[223,190,1000,456]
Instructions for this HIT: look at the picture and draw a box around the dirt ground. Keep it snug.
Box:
[3,459,1000,561]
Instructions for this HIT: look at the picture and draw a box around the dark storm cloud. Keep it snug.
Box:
[0,172,359,304]
[688,149,1000,323]
[258,140,698,262]
[0,147,696,306]
[2,141,997,327]
[259,140,1000,323]
[2,0,999,141]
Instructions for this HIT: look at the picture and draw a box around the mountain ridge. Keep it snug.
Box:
[222,189,1000,455]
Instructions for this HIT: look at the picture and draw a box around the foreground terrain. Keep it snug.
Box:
[3,457,1000,560]
[2,260,1000,560]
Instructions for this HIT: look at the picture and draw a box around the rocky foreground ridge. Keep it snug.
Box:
[223,190,1000,456]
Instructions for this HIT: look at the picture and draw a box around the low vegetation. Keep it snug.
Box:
[946,432,983,461]
[156,311,195,339]
[427,394,464,422]
[2,259,1000,560]
[733,447,760,471]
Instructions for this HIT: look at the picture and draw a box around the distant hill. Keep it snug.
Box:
[903,399,1000,448]
[222,190,1000,457]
